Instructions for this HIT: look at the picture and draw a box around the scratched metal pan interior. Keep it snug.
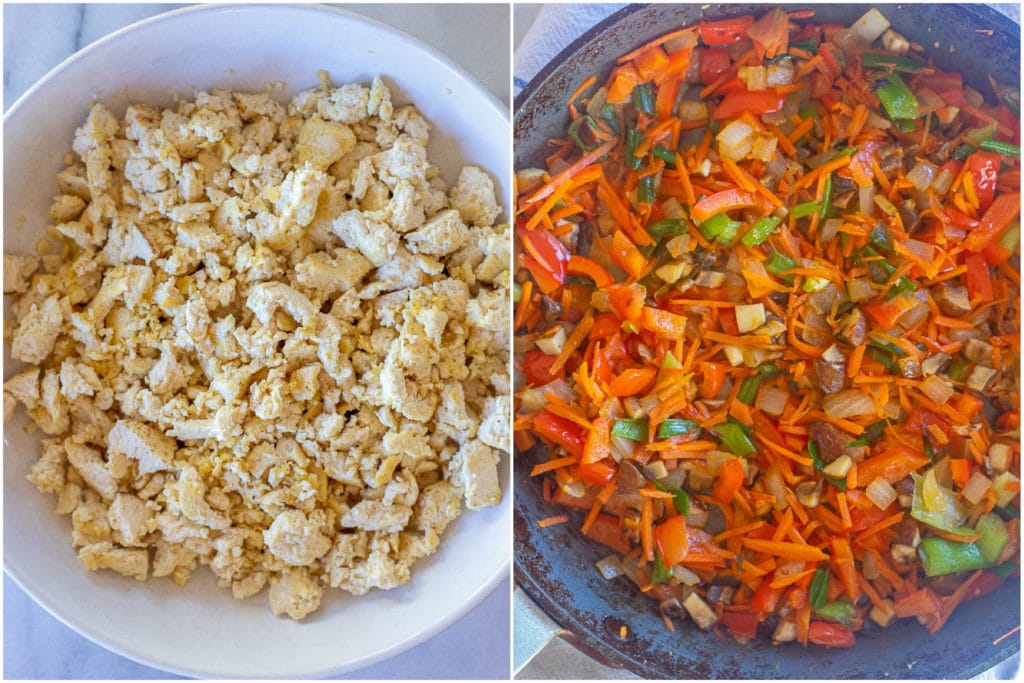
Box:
[514,3,1020,679]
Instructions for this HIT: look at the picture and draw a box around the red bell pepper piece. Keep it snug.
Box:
[608,366,658,397]
[522,350,564,386]
[654,515,689,567]
[589,313,623,340]
[720,611,760,641]
[607,283,646,326]
[567,255,614,287]
[699,47,731,85]
[856,447,930,485]
[905,409,953,440]
[807,621,856,648]
[691,188,759,223]
[581,416,612,465]
[640,306,688,338]
[520,253,563,294]
[963,192,1021,252]
[713,458,746,504]
[609,230,648,279]
[583,513,631,554]
[519,226,569,282]
[965,151,1001,212]
[712,89,785,120]
[964,251,994,302]
[576,459,616,486]
[698,15,754,45]
[533,410,586,458]
[699,362,728,399]
[749,572,784,617]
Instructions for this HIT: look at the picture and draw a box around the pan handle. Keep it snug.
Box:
[513,585,569,675]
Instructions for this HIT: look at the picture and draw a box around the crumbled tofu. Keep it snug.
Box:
[449,166,501,227]
[65,442,118,501]
[342,500,413,532]
[4,254,40,294]
[107,493,156,546]
[268,567,324,620]
[78,541,148,581]
[107,419,176,475]
[263,509,332,566]
[451,440,501,510]
[10,295,63,364]
[4,75,507,620]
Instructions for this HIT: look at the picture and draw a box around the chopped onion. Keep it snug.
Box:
[763,466,787,511]
[820,218,843,244]
[534,325,567,355]
[850,8,891,44]
[751,133,779,162]
[823,389,876,418]
[865,477,898,510]
[686,502,710,528]
[861,550,879,580]
[757,386,789,417]
[897,292,930,330]
[963,471,993,505]
[586,86,609,120]
[931,167,955,195]
[678,100,708,122]
[906,161,938,192]
[717,119,756,161]
[672,565,701,586]
[847,277,876,303]
[611,434,636,462]
[518,378,573,412]
[921,375,955,405]
[904,238,935,264]
[874,194,898,216]
[767,61,795,87]
[623,397,645,419]
[775,560,807,580]
[665,30,697,54]
[859,185,876,217]
[596,554,625,579]
[738,66,768,92]
[516,168,546,193]
[662,196,685,220]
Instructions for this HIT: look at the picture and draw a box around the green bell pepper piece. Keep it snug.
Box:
[918,537,987,576]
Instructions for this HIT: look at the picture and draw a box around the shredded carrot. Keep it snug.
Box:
[530,456,578,477]
[538,515,569,528]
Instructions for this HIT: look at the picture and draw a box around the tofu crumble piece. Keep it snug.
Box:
[4,75,509,620]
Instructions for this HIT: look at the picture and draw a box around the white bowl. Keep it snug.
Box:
[3,4,511,678]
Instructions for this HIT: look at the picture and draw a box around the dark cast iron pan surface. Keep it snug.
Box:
[515,4,1021,679]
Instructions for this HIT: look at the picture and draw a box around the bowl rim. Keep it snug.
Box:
[3,2,511,678]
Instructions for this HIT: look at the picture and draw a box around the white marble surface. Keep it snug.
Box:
[2,3,510,680]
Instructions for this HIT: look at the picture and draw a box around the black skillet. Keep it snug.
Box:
[515,4,1021,678]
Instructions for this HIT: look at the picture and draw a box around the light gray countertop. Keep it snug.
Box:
[2,3,510,680]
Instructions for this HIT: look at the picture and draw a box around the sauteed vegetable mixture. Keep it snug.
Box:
[513,8,1020,648]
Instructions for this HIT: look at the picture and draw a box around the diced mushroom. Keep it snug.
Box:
[795,479,823,508]
[682,592,719,630]
[921,352,951,377]
[808,420,849,463]
[967,366,997,392]
[813,359,846,394]
[933,282,972,317]
[963,338,994,363]
[838,308,868,347]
